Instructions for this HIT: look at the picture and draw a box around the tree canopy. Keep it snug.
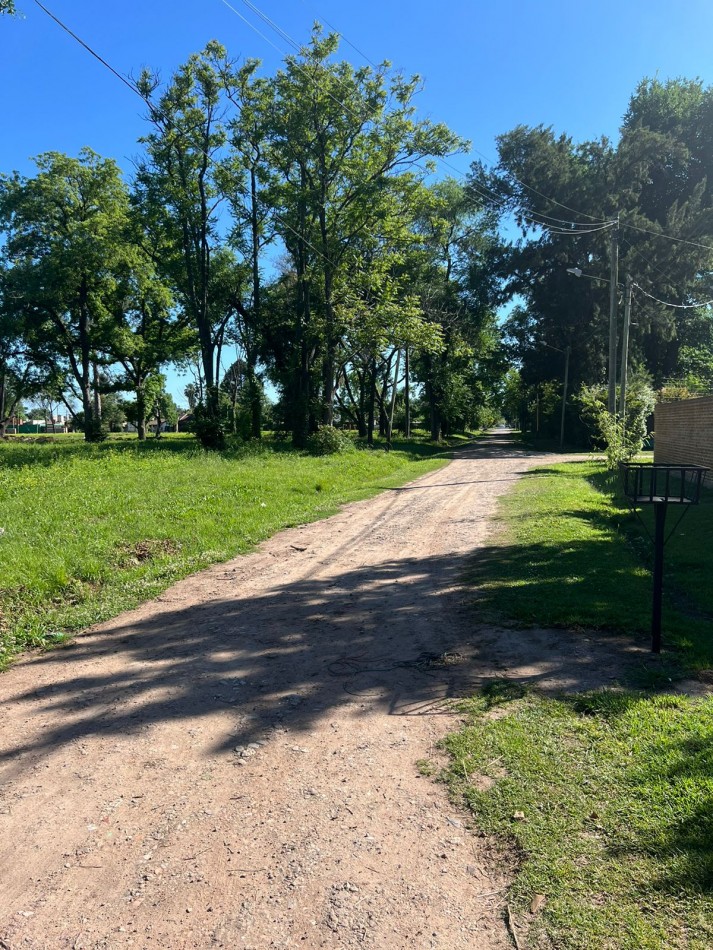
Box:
[3,30,711,447]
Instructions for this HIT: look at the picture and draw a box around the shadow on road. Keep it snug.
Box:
[3,544,650,771]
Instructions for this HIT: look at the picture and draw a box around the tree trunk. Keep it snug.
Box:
[136,387,147,441]
[249,168,263,441]
[367,357,377,447]
[377,359,391,437]
[387,350,401,444]
[403,347,410,438]
[292,175,312,449]
[78,286,99,442]
[247,361,261,439]
[425,373,441,442]
[0,372,6,437]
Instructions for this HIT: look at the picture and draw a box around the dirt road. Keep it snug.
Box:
[0,432,644,949]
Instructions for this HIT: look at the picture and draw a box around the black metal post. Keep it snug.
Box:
[651,502,667,653]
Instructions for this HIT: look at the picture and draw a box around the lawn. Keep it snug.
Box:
[443,685,713,950]
[442,455,713,949]
[0,432,453,667]
[468,459,713,672]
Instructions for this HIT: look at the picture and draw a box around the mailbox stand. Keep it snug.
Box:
[620,463,708,653]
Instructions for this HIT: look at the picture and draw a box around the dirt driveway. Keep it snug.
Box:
[0,432,648,949]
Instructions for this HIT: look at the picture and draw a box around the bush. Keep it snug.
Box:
[193,403,226,450]
[577,376,655,469]
[307,425,354,456]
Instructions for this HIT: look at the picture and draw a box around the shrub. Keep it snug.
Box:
[307,425,354,456]
[577,376,655,469]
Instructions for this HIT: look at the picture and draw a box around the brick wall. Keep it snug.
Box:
[655,396,713,481]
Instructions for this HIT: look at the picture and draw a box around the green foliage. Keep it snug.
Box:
[443,690,713,949]
[578,378,655,467]
[0,149,148,442]
[480,77,713,412]
[307,425,354,456]
[134,46,246,441]
[193,397,227,450]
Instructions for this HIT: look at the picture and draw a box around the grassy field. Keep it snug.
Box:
[468,459,713,672]
[443,685,713,950]
[0,431,453,667]
[443,456,713,949]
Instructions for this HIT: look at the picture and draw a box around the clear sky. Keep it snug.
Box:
[3,0,713,402]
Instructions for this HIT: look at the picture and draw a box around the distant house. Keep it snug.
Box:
[177,412,194,433]
[6,413,69,434]
[125,416,183,434]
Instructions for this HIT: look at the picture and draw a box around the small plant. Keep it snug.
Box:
[578,377,655,469]
[307,425,354,456]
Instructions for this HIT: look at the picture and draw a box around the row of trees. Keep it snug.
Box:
[3,22,709,450]
[476,77,713,441]
[0,30,505,445]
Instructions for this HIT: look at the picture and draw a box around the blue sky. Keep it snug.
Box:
[3,0,713,402]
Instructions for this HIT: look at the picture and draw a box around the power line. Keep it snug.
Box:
[621,235,713,310]
[620,234,681,291]
[219,0,287,57]
[32,0,142,100]
[633,283,713,310]
[298,0,380,68]
[266,0,713,249]
[220,0,618,239]
[291,0,610,226]
[32,0,339,271]
[621,220,713,252]
[466,174,615,232]
[466,146,609,224]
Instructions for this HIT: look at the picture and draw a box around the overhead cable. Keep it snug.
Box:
[622,221,713,252]
[221,0,617,238]
[633,283,713,309]
[268,0,713,248]
[32,0,339,270]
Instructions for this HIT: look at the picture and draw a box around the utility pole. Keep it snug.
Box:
[607,217,619,414]
[403,347,410,438]
[559,345,571,450]
[619,274,633,421]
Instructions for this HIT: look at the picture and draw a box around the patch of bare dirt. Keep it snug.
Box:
[116,539,182,568]
[0,432,654,949]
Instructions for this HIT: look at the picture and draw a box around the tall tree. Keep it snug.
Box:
[219,56,275,439]
[134,43,245,447]
[264,26,465,445]
[475,76,713,416]
[409,179,504,439]
[108,247,186,440]
[0,149,133,441]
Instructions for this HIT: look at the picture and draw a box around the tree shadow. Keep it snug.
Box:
[0,547,651,781]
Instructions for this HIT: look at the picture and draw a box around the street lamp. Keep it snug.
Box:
[567,217,620,416]
[567,265,634,421]
[566,267,609,284]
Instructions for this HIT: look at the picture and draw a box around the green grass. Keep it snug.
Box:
[445,455,713,947]
[0,432,455,667]
[469,459,713,671]
[442,685,713,950]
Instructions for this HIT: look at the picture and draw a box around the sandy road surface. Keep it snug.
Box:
[0,432,646,950]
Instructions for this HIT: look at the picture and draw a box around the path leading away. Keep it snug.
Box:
[0,433,644,949]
